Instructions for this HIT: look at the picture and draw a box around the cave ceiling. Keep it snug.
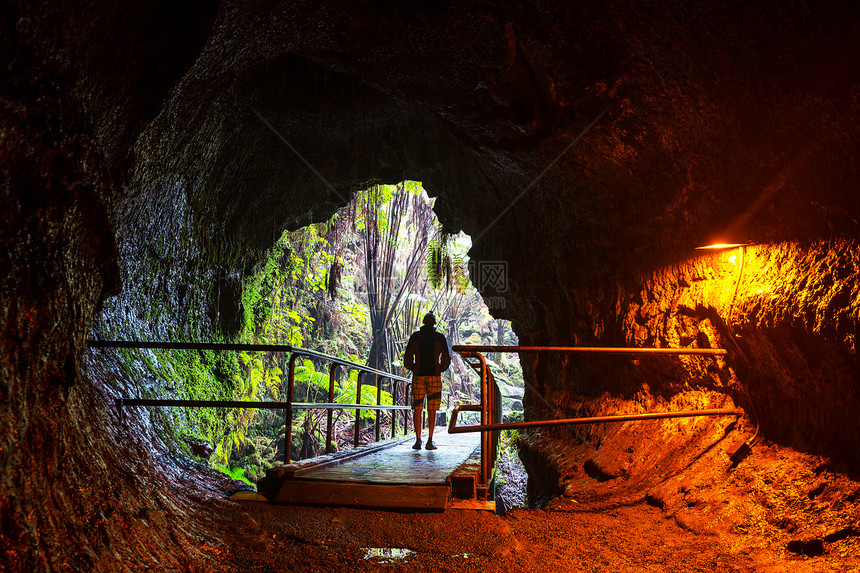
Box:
[65,0,855,339]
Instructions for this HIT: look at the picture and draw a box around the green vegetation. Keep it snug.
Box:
[98,181,523,486]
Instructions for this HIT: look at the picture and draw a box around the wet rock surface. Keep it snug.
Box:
[496,442,529,511]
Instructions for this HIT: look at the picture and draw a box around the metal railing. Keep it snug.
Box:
[448,345,743,486]
[88,340,412,462]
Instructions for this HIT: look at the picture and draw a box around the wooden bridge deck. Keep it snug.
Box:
[264,429,484,510]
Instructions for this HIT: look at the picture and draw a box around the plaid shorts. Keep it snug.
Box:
[412,375,442,411]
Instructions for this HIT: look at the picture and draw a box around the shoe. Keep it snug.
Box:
[412,439,422,450]
[425,440,436,450]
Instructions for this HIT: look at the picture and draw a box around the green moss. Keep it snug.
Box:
[96,181,524,482]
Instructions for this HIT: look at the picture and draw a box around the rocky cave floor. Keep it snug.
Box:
[207,497,859,573]
[175,444,860,573]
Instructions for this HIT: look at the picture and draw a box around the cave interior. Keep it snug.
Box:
[3,0,860,570]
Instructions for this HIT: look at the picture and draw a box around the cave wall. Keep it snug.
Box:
[523,240,860,466]
[2,0,860,569]
[0,2,254,570]
[516,238,860,544]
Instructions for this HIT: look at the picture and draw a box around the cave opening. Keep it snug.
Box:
[90,178,527,498]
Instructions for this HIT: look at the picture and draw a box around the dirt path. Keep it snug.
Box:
[212,498,857,572]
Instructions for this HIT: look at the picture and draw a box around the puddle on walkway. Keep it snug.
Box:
[361,547,416,563]
[360,548,481,563]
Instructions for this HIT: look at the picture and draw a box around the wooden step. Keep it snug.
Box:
[263,429,481,510]
[275,480,450,510]
[449,457,481,500]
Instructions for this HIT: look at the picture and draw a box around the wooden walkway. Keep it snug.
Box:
[262,429,485,510]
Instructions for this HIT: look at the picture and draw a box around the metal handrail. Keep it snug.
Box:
[285,349,411,459]
[293,403,411,411]
[457,353,498,486]
[452,345,727,356]
[114,398,411,411]
[448,345,738,487]
[287,347,411,382]
[88,340,295,352]
[88,340,412,462]
[87,340,411,382]
[449,408,744,433]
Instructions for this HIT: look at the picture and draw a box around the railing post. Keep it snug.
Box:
[326,364,339,454]
[354,371,363,448]
[375,376,384,442]
[285,353,299,463]
[480,354,489,486]
[392,379,399,438]
[405,382,412,436]
[490,368,501,477]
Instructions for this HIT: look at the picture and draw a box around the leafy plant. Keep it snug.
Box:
[336,370,394,420]
[426,232,470,293]
[213,463,255,487]
[293,358,332,405]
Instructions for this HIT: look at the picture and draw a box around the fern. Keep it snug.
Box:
[214,463,255,487]
[293,359,330,389]
[336,371,394,420]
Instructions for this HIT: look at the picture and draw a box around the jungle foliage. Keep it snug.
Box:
[98,181,523,485]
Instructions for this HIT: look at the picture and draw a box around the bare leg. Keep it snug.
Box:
[425,410,438,449]
[413,407,423,447]
[427,410,436,441]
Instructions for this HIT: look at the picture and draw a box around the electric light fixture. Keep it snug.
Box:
[695,243,749,250]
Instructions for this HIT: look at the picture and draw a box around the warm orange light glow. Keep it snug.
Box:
[696,243,748,250]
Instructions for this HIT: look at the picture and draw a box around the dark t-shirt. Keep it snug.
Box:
[404,326,451,376]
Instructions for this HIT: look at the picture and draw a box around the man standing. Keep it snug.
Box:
[403,312,451,450]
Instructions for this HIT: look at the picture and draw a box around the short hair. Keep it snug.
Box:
[423,312,436,326]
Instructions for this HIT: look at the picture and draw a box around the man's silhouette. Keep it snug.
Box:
[403,312,451,450]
